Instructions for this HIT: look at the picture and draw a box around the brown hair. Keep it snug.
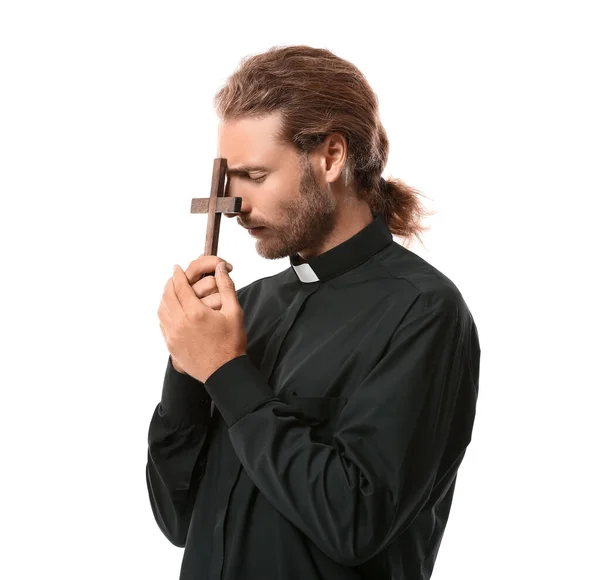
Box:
[214,45,434,247]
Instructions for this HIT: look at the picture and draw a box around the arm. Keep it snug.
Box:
[145,354,214,547]
[146,282,253,546]
[203,292,480,566]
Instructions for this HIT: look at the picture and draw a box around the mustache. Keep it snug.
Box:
[238,220,267,229]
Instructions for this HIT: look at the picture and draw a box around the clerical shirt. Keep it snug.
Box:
[146,212,481,580]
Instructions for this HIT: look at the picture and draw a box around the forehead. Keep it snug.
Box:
[217,112,293,167]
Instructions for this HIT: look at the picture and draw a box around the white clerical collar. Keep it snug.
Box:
[291,261,320,283]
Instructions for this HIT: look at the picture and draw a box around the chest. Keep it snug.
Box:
[248,294,401,400]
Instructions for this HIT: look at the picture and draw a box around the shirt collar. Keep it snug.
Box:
[289,212,393,283]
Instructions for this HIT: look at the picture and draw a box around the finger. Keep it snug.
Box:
[159,321,168,343]
[172,264,209,315]
[161,270,184,319]
[163,273,183,317]
[158,297,165,318]
[158,296,173,323]
[184,255,230,286]
[191,275,218,299]
[201,293,222,310]
[215,262,240,316]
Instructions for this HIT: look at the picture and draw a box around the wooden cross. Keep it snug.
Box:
[190,158,243,276]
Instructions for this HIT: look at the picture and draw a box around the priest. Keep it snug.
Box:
[148,45,480,580]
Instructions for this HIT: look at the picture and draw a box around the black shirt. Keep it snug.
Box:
[146,213,480,580]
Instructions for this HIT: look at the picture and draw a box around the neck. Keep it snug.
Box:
[297,200,374,260]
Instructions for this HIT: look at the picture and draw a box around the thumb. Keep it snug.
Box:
[216,262,239,314]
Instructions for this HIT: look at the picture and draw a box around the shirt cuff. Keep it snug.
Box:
[160,355,213,425]
[204,355,276,428]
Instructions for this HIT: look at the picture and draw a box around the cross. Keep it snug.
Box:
[190,158,243,277]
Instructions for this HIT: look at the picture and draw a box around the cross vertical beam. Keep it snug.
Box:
[190,157,243,277]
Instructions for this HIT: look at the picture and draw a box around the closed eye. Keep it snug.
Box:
[247,174,266,183]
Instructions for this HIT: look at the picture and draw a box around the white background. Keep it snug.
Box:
[1,1,598,578]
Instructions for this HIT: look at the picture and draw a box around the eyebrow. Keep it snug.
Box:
[227,165,270,176]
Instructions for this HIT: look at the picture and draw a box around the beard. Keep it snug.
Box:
[249,159,338,260]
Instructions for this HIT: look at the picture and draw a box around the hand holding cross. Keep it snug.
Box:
[157,157,246,381]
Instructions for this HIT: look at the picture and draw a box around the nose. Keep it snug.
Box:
[224,180,251,217]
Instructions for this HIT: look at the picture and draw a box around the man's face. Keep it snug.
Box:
[217,112,337,260]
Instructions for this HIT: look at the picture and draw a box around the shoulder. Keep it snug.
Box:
[375,241,474,324]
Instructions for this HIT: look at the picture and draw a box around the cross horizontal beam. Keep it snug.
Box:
[190,197,242,214]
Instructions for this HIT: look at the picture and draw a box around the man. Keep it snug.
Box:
[148,45,480,580]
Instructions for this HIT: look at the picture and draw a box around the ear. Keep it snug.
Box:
[317,133,348,186]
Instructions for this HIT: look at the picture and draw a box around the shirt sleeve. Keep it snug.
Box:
[204,291,480,566]
[146,284,254,547]
[145,354,214,547]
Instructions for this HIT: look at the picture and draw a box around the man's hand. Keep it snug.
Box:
[161,255,230,374]
[157,259,247,383]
